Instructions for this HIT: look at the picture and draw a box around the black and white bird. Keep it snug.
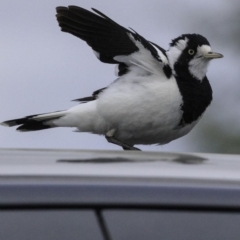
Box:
[1,6,223,151]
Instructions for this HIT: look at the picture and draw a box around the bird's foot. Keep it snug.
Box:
[122,145,141,151]
[105,129,141,151]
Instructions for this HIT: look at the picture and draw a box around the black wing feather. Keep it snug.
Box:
[56,6,138,63]
[73,87,107,102]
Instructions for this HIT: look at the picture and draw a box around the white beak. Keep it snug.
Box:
[204,52,223,59]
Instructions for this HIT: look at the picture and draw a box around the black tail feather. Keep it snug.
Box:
[1,114,38,127]
[16,120,53,132]
[1,111,65,131]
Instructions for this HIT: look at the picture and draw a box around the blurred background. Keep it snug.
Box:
[0,0,239,153]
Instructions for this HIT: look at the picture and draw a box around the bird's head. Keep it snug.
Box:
[167,34,223,81]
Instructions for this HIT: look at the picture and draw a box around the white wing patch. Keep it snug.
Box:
[114,32,169,79]
[149,43,169,65]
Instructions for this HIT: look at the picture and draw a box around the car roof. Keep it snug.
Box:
[0,148,239,183]
[1,148,240,207]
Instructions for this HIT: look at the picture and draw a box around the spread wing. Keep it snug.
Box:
[56,6,172,79]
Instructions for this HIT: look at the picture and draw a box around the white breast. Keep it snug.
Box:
[96,74,185,145]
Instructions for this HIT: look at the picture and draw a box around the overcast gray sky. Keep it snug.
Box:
[0,0,238,152]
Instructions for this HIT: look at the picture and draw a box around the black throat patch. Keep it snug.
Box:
[175,75,213,126]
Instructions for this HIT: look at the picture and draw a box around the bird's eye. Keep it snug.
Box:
[188,49,195,55]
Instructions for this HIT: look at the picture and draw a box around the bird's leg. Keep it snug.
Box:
[105,129,141,151]
[106,136,141,151]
